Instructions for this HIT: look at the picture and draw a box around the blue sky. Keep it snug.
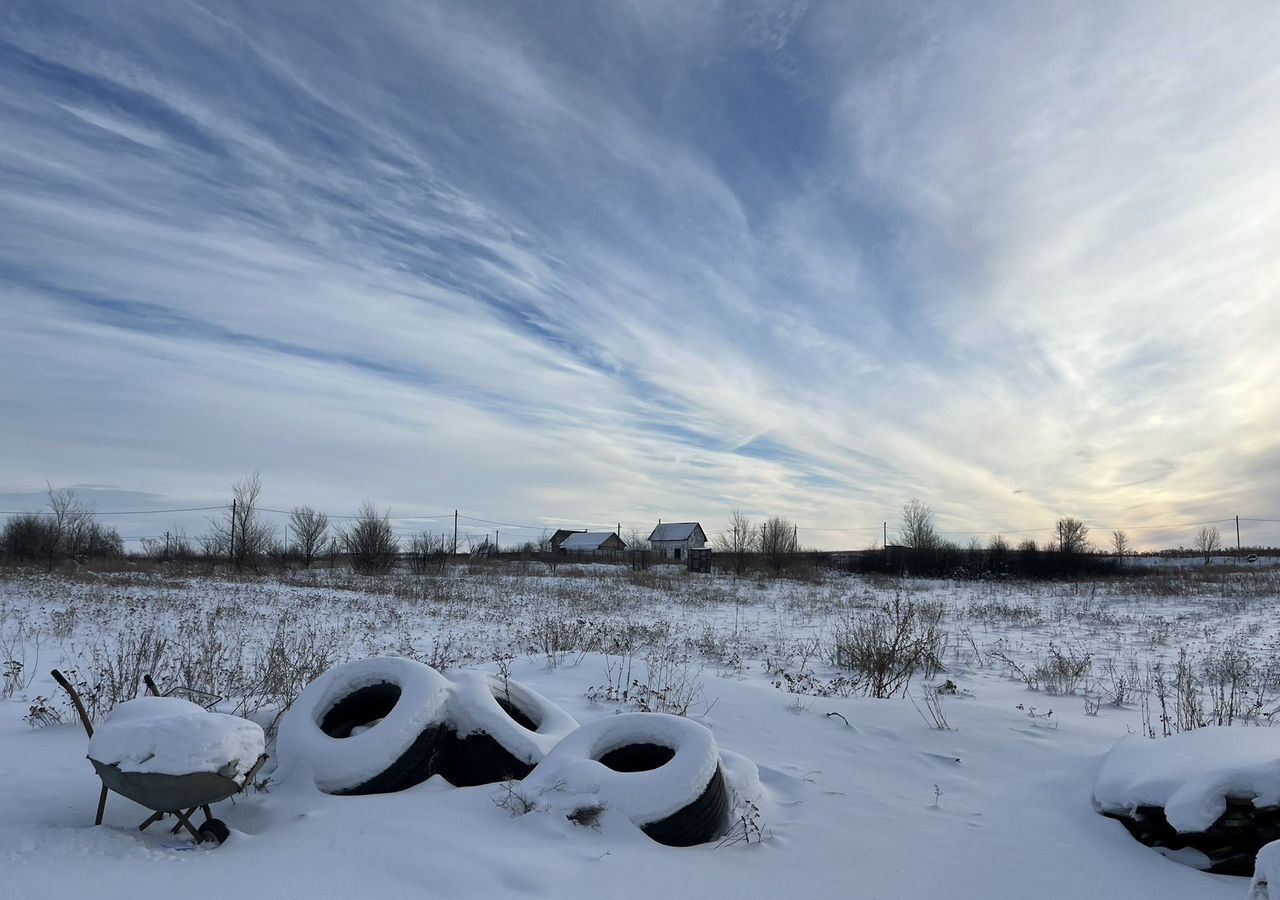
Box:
[2,1,1279,550]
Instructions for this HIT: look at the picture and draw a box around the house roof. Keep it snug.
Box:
[550,528,585,541]
[648,522,704,542]
[559,532,623,550]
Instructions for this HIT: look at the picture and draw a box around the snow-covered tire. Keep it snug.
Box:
[277,658,451,795]
[1103,802,1280,877]
[524,712,730,846]
[437,672,578,787]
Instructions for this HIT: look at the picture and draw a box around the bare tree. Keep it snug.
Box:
[205,473,273,571]
[1055,517,1090,555]
[714,509,758,575]
[1194,525,1221,565]
[1112,529,1130,561]
[983,533,1008,571]
[2,488,120,565]
[141,530,193,562]
[344,501,399,575]
[898,499,940,551]
[46,485,94,569]
[622,526,651,551]
[289,506,329,569]
[758,516,798,575]
[1,513,55,564]
[85,522,124,559]
[407,532,450,575]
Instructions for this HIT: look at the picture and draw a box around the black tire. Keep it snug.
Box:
[439,673,578,788]
[1103,802,1280,877]
[641,764,730,848]
[319,683,402,739]
[337,722,452,796]
[525,713,731,846]
[435,730,535,788]
[591,743,727,847]
[277,658,452,796]
[198,818,230,846]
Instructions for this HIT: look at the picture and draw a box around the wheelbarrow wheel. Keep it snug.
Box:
[198,818,230,846]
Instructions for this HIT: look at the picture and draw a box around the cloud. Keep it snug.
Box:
[1,0,1278,550]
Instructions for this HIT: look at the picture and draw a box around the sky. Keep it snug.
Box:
[2,0,1279,552]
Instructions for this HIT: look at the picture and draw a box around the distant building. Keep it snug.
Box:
[647,522,707,560]
[558,532,627,553]
[548,529,586,552]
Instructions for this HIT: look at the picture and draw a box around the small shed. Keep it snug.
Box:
[549,529,586,552]
[647,522,707,560]
[558,532,627,554]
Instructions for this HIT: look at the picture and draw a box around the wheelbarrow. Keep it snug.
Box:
[52,669,268,845]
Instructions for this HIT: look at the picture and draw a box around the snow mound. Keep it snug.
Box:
[719,748,762,805]
[524,712,721,827]
[1252,841,1280,898]
[87,696,264,779]
[1093,729,1280,832]
[446,671,578,764]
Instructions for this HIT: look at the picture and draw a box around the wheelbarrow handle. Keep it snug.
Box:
[51,669,95,738]
[240,753,270,790]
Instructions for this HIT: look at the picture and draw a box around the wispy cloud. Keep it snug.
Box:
[1,1,1278,549]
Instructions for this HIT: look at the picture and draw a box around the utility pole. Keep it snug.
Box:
[1237,515,1242,557]
[495,529,499,554]
[883,521,887,549]
[230,499,237,569]
[164,531,170,561]
[453,510,458,556]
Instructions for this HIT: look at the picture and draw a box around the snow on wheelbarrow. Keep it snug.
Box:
[53,669,267,846]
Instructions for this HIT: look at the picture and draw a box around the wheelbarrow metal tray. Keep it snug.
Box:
[90,759,244,813]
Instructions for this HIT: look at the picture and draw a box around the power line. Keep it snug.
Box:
[0,505,227,516]
[255,506,454,521]
[794,525,884,533]
[458,514,550,530]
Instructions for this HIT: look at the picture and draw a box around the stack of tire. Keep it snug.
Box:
[277,657,734,846]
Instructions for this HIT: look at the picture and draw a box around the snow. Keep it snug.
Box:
[1252,841,1280,898]
[87,697,264,779]
[648,523,702,542]
[1093,728,1280,832]
[558,532,620,550]
[2,566,1271,900]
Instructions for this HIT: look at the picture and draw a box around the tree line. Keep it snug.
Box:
[0,486,124,568]
[0,477,1252,577]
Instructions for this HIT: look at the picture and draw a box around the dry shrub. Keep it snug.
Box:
[832,592,946,698]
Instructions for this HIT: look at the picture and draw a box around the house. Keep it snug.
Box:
[558,532,627,553]
[647,522,707,560]
[548,529,586,552]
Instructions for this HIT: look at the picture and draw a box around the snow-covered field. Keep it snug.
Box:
[3,564,1279,899]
